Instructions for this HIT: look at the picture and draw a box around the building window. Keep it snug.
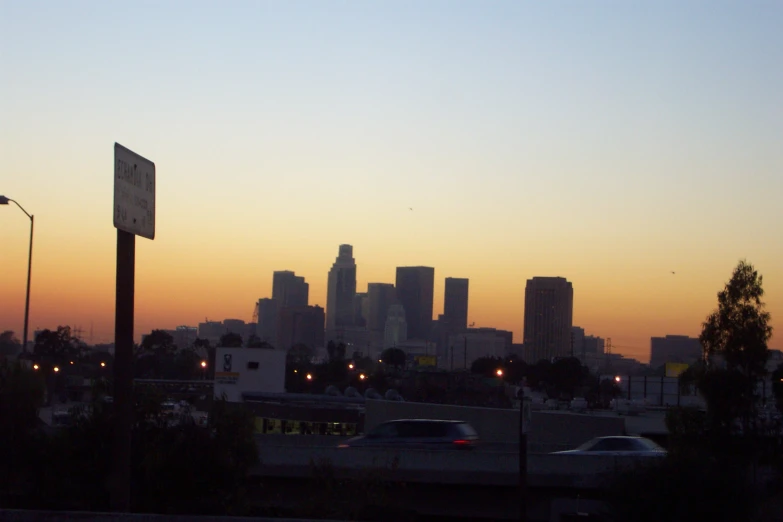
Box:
[247,361,259,370]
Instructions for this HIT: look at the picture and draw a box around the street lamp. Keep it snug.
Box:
[0,196,34,353]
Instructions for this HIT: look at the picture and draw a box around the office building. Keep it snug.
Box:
[522,277,574,363]
[255,298,279,346]
[650,335,702,369]
[277,305,325,352]
[197,321,225,344]
[443,277,469,332]
[326,244,357,330]
[367,283,396,333]
[583,335,605,356]
[395,266,435,340]
[353,292,368,328]
[272,271,309,308]
[571,327,586,359]
[384,304,408,349]
[447,329,509,371]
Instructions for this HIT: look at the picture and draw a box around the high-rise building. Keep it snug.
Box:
[277,305,325,352]
[326,244,357,330]
[384,304,408,348]
[367,283,396,333]
[571,326,586,359]
[223,319,246,337]
[395,266,435,340]
[583,335,605,356]
[353,292,369,327]
[197,321,225,344]
[650,335,701,369]
[255,298,279,346]
[523,277,574,363]
[272,271,309,308]
[443,277,469,332]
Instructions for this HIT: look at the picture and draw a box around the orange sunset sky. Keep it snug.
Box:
[2,2,782,363]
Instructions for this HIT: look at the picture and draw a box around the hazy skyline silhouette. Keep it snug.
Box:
[1,1,781,361]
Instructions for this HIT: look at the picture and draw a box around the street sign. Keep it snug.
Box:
[114,143,155,240]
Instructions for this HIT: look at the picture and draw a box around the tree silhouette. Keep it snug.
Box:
[287,343,315,366]
[139,330,176,356]
[326,340,346,362]
[380,347,406,371]
[470,356,504,377]
[219,332,243,348]
[698,260,773,433]
[33,326,84,364]
[0,331,22,357]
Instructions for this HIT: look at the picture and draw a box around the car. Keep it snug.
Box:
[338,419,480,450]
[551,436,667,457]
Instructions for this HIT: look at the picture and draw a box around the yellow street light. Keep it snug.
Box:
[306,373,313,381]
[496,369,504,377]
[33,364,39,371]
[200,361,207,368]
[53,366,60,373]
[348,363,354,370]
[100,361,106,367]
[359,373,366,380]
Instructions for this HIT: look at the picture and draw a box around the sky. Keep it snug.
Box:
[1,1,782,362]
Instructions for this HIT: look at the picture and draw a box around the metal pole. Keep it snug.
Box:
[464,335,467,370]
[519,390,528,522]
[22,214,34,352]
[111,229,135,512]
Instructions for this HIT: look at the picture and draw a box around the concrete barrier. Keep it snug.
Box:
[0,511,345,522]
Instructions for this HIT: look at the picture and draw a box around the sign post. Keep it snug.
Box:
[111,143,155,512]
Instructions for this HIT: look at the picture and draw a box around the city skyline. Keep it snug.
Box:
[2,2,782,362]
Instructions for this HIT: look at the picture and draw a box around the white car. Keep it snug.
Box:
[552,436,667,457]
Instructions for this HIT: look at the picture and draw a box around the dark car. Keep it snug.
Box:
[338,419,479,450]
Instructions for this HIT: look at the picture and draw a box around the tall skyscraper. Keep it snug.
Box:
[384,304,408,348]
[443,277,469,332]
[571,326,586,359]
[523,277,574,363]
[326,244,357,330]
[277,305,325,352]
[367,283,396,333]
[255,298,279,346]
[395,266,435,340]
[272,271,309,307]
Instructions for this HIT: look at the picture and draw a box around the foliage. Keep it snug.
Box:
[0,330,22,357]
[470,356,504,377]
[287,343,315,366]
[700,260,772,379]
[138,329,176,356]
[246,334,272,348]
[219,332,244,348]
[380,347,405,370]
[32,326,85,363]
[327,340,347,362]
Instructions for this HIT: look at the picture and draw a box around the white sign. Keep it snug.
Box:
[114,143,155,240]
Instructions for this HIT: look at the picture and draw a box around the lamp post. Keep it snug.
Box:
[0,196,34,353]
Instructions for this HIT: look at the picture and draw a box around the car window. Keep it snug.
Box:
[397,421,449,438]
[587,439,613,451]
[636,438,664,451]
[369,423,399,438]
[455,423,478,438]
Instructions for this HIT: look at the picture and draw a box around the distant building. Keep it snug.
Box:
[255,298,279,346]
[163,326,197,350]
[395,266,435,340]
[650,335,701,369]
[223,319,246,337]
[197,321,225,344]
[213,347,286,402]
[571,327,585,359]
[523,277,574,363]
[384,304,408,349]
[353,292,368,328]
[583,335,605,356]
[277,305,325,352]
[443,277,469,332]
[447,329,509,370]
[326,244,357,330]
[272,270,309,308]
[367,283,396,333]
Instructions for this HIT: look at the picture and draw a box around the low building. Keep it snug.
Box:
[213,346,286,402]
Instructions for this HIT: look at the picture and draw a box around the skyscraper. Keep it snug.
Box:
[255,298,279,345]
[272,271,309,307]
[277,305,325,352]
[384,304,408,348]
[443,277,469,332]
[367,283,396,333]
[326,244,357,330]
[395,266,435,340]
[523,277,574,363]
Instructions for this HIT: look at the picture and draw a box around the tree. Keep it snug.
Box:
[549,357,590,399]
[380,347,406,371]
[219,332,243,348]
[33,326,83,363]
[701,260,772,377]
[139,330,176,356]
[0,331,22,357]
[287,343,315,367]
[246,334,272,348]
[698,260,773,431]
[327,340,346,362]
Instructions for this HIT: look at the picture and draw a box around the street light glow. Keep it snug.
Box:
[614,376,621,383]
[496,369,504,377]
[306,373,313,381]
[100,362,106,367]
[53,366,60,373]
[348,363,354,370]
[200,361,207,368]
[359,373,366,380]
[33,364,39,370]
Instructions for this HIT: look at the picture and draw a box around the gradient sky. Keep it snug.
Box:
[2,1,782,362]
